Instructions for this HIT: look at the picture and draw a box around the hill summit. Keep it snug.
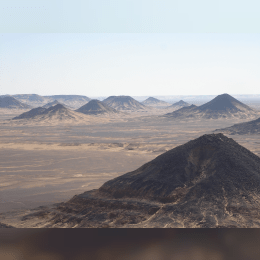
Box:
[103,96,146,111]
[19,133,260,228]
[165,94,258,119]
[76,100,118,115]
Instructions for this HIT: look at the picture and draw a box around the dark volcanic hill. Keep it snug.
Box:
[12,104,90,124]
[103,96,146,111]
[215,117,260,135]
[14,133,260,228]
[165,94,259,119]
[169,100,190,108]
[142,97,170,107]
[76,100,118,115]
[0,96,31,109]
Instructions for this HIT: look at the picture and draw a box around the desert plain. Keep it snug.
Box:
[0,99,260,227]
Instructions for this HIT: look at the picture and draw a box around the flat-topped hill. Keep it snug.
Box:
[103,96,146,111]
[76,99,118,115]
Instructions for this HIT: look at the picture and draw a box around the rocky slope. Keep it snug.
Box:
[9,133,260,228]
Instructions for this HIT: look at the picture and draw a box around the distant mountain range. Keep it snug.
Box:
[76,100,118,115]
[11,94,91,109]
[165,94,259,119]
[103,96,147,111]
[0,96,31,109]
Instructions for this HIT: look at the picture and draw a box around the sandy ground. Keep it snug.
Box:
[0,108,260,224]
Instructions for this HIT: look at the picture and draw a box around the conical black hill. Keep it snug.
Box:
[100,133,260,203]
[165,94,258,119]
[199,93,252,112]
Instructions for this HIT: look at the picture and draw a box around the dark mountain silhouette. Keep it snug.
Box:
[17,133,260,228]
[142,97,170,107]
[215,117,260,135]
[76,100,118,115]
[103,96,146,111]
[169,100,190,108]
[165,94,259,119]
[0,96,31,109]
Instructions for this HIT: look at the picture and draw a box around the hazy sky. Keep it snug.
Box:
[0,1,260,96]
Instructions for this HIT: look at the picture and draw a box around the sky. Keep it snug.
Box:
[0,1,260,97]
